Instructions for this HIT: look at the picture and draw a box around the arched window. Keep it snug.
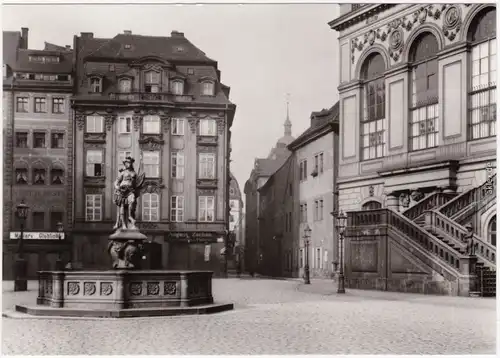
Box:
[142,193,159,222]
[361,53,386,160]
[170,80,184,95]
[89,77,102,93]
[488,215,496,246]
[409,32,439,151]
[201,81,214,96]
[51,162,65,185]
[468,7,496,140]
[144,71,160,93]
[362,201,382,210]
[14,161,29,185]
[32,161,47,185]
[119,78,132,93]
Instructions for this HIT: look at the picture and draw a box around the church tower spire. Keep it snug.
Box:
[284,93,292,137]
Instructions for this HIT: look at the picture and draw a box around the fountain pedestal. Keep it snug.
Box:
[108,229,147,269]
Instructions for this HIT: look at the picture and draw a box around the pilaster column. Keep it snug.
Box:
[386,192,399,212]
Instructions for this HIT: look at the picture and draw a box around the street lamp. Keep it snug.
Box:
[14,200,29,292]
[55,221,64,271]
[303,224,312,285]
[336,210,348,294]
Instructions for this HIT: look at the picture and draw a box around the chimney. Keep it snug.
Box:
[171,31,184,38]
[80,32,94,39]
[65,45,71,50]
[123,30,132,35]
[21,27,28,49]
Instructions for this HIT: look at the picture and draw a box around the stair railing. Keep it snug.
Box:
[429,210,496,266]
[438,173,496,218]
[403,192,457,221]
[348,209,466,273]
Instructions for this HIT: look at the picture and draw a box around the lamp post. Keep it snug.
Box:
[336,210,348,294]
[303,224,311,285]
[55,221,64,271]
[14,200,29,292]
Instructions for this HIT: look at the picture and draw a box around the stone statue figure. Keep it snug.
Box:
[113,157,145,231]
[108,156,148,269]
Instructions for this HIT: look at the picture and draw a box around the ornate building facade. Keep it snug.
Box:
[329,4,496,295]
[3,28,74,279]
[71,30,236,273]
[229,171,244,268]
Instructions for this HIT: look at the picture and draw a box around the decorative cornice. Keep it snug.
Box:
[196,179,218,189]
[338,79,363,93]
[83,176,106,188]
[139,135,165,151]
[329,4,396,32]
[83,132,106,143]
[197,136,218,147]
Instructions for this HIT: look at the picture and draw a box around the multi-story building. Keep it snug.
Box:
[229,171,244,267]
[3,28,74,279]
[244,111,295,274]
[71,30,236,273]
[288,103,339,279]
[329,4,496,295]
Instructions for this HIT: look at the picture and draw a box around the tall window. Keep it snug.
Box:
[15,132,28,148]
[409,33,440,151]
[199,196,215,222]
[171,152,185,178]
[171,80,184,95]
[86,150,103,177]
[34,97,46,113]
[118,116,131,134]
[90,77,102,93]
[142,193,159,222]
[488,215,496,247]
[299,160,308,181]
[361,53,386,160]
[52,98,64,113]
[199,119,217,136]
[119,78,132,93]
[144,71,160,93]
[143,151,160,178]
[143,115,161,134]
[171,118,185,135]
[201,81,214,95]
[33,168,46,185]
[33,132,46,148]
[16,97,28,112]
[86,115,104,133]
[469,8,496,140]
[86,194,102,221]
[199,153,216,179]
[15,168,28,184]
[171,196,184,222]
[314,153,324,174]
[362,201,382,210]
[51,133,64,148]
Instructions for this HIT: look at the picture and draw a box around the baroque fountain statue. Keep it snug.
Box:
[108,156,148,269]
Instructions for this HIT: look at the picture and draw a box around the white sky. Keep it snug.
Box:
[2,3,340,207]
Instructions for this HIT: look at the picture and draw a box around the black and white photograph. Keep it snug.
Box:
[1,1,497,355]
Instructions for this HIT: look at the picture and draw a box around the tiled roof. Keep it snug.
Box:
[12,49,73,73]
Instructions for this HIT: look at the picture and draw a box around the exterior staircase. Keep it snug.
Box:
[404,176,497,297]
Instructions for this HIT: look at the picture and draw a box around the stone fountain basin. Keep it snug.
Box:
[15,270,234,318]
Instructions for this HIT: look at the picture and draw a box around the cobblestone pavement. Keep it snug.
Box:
[2,278,496,355]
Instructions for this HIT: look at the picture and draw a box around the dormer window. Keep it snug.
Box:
[171,80,184,95]
[119,78,132,93]
[144,71,160,93]
[201,81,215,96]
[90,77,102,93]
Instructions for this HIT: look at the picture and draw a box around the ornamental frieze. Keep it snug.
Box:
[139,136,164,151]
[83,132,106,143]
[350,4,469,65]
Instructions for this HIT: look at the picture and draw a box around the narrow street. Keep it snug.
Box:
[2,278,496,355]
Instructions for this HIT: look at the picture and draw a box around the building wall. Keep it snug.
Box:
[296,132,336,278]
[334,4,497,222]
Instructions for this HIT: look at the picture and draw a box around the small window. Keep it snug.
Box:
[51,133,64,148]
[143,115,161,134]
[51,169,64,184]
[57,74,69,81]
[16,97,28,112]
[86,195,102,221]
[15,168,28,184]
[170,80,184,95]
[119,78,132,93]
[188,68,194,75]
[201,81,214,96]
[171,118,185,135]
[170,196,184,222]
[109,64,115,72]
[33,132,46,148]
[90,77,102,93]
[52,98,65,114]
[124,44,131,49]
[34,97,46,113]
[86,115,104,133]
[199,119,217,136]
[119,116,132,134]
[142,193,159,222]
[171,152,185,179]
[15,132,28,148]
[86,150,103,177]
[33,168,46,185]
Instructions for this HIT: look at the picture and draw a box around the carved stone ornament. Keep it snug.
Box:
[161,116,171,133]
[142,178,163,194]
[105,115,115,131]
[133,116,141,132]
[84,132,106,143]
[188,118,198,133]
[100,282,113,296]
[217,119,225,135]
[76,115,85,131]
[84,282,97,296]
[410,190,425,202]
[147,282,160,296]
[139,136,164,151]
[368,185,375,197]
[68,282,80,295]
[164,282,177,295]
[399,193,410,208]
[442,5,462,41]
[130,282,143,296]
[388,28,404,61]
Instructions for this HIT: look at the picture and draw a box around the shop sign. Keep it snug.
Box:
[10,232,65,240]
